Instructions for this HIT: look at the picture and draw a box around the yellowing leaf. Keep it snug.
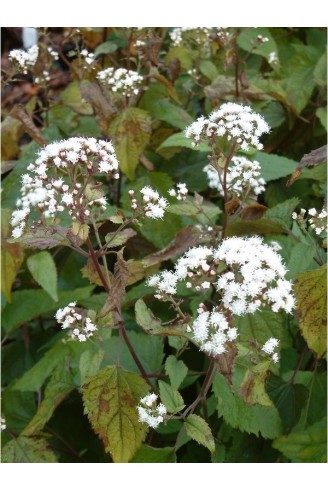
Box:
[81,258,111,287]
[239,361,272,406]
[294,264,327,358]
[70,222,90,242]
[1,436,58,463]
[184,414,215,453]
[107,108,152,179]
[82,366,149,462]
[1,208,24,302]
[105,228,136,248]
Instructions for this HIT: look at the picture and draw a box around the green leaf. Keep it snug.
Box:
[286,241,317,280]
[79,349,105,385]
[152,100,193,130]
[267,374,308,431]
[264,197,300,227]
[237,28,278,62]
[135,298,187,337]
[107,107,152,179]
[158,132,210,152]
[82,366,149,462]
[226,218,286,237]
[294,264,327,358]
[184,414,215,453]
[61,81,93,115]
[314,53,327,87]
[213,373,283,439]
[158,381,185,414]
[239,361,272,406]
[22,364,74,435]
[165,355,188,390]
[13,341,68,392]
[199,60,219,81]
[2,389,36,433]
[2,286,93,332]
[105,228,136,248]
[27,251,58,301]
[273,418,327,463]
[130,445,176,463]
[254,151,298,181]
[316,107,327,130]
[235,308,287,347]
[1,436,58,463]
[94,41,118,57]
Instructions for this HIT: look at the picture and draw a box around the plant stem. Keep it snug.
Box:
[182,358,217,418]
[86,237,110,292]
[221,143,238,238]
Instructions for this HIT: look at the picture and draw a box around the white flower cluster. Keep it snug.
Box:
[137,393,167,429]
[185,103,270,151]
[170,27,213,46]
[97,67,143,97]
[268,51,278,65]
[257,35,269,43]
[215,236,294,315]
[147,245,214,298]
[81,49,95,66]
[192,305,238,357]
[262,337,279,363]
[148,237,294,314]
[47,47,59,60]
[8,45,39,74]
[204,156,266,197]
[11,138,119,238]
[128,187,169,219]
[292,207,327,236]
[55,302,97,342]
[168,182,189,200]
[0,417,6,431]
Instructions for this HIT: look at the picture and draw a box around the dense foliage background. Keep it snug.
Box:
[1,27,327,463]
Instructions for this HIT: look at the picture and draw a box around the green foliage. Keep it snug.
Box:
[273,418,327,463]
[1,26,326,464]
[184,414,215,453]
[82,366,149,462]
[27,251,58,301]
[1,436,58,463]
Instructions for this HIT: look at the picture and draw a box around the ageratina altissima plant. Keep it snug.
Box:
[11,137,120,238]
[97,67,144,97]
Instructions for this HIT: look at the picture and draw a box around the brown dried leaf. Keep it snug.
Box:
[143,225,201,267]
[80,80,116,132]
[10,225,70,250]
[240,204,268,221]
[287,145,327,186]
[10,105,48,146]
[81,258,112,287]
[100,252,130,316]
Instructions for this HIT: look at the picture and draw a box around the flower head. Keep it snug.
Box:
[137,393,167,429]
[97,67,143,97]
[55,302,97,342]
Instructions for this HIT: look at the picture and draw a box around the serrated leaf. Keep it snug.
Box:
[79,349,104,385]
[27,251,58,301]
[184,414,215,453]
[135,298,187,337]
[13,341,69,392]
[107,107,151,179]
[70,222,90,242]
[105,228,136,248]
[1,436,58,463]
[82,366,149,462]
[158,381,185,414]
[22,364,74,435]
[239,361,272,406]
[130,444,176,463]
[235,308,287,347]
[165,355,188,390]
[264,197,300,228]
[273,418,327,462]
[238,28,278,62]
[2,286,94,332]
[254,151,298,181]
[213,373,283,439]
[294,264,327,358]
[10,225,70,249]
[1,208,25,302]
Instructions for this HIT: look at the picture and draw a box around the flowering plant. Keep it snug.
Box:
[1,26,326,464]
